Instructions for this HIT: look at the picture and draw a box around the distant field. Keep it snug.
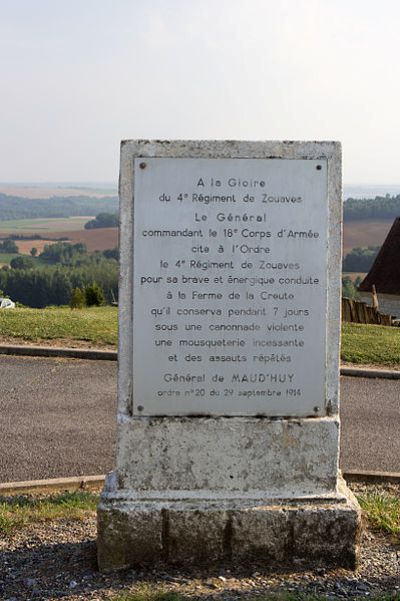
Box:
[0,216,93,234]
[16,239,59,255]
[0,214,392,261]
[46,227,118,251]
[0,216,118,252]
[0,253,18,266]
[0,185,116,198]
[343,218,393,255]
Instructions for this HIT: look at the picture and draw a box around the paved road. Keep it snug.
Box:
[0,356,117,482]
[0,356,399,482]
[340,376,400,473]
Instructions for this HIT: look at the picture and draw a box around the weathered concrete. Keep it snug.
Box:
[98,140,361,570]
[98,504,164,570]
[116,139,343,418]
[341,366,400,379]
[98,478,361,570]
[0,344,116,361]
[115,417,339,498]
[0,475,105,495]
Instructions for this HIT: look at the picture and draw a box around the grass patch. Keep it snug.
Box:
[341,322,400,367]
[0,305,117,346]
[358,492,400,536]
[0,491,98,536]
[1,307,400,366]
[0,252,19,265]
[0,253,51,268]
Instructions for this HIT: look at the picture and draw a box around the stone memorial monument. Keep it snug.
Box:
[97,140,361,570]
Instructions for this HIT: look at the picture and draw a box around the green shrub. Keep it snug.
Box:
[85,282,105,307]
[0,239,18,253]
[70,287,85,309]
[10,256,34,270]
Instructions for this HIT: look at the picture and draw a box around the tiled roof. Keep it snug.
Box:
[358,217,400,294]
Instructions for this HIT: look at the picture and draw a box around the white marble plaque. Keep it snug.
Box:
[133,158,328,416]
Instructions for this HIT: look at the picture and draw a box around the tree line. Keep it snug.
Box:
[0,242,118,308]
[84,212,118,229]
[0,239,18,253]
[342,246,380,272]
[344,195,400,221]
[2,191,398,223]
[0,194,118,221]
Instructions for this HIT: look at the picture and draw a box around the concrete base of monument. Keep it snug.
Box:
[97,477,362,572]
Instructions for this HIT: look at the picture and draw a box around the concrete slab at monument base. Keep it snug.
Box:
[102,140,357,573]
[97,480,361,571]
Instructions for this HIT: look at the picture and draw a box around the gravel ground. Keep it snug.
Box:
[1,484,399,601]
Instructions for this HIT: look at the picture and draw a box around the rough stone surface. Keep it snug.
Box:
[98,140,360,571]
[115,416,339,497]
[291,485,362,568]
[97,485,361,570]
[291,504,361,568]
[167,508,228,562]
[230,506,290,561]
[97,505,163,571]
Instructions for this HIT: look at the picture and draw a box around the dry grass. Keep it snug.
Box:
[46,226,118,251]
[343,218,393,255]
[15,239,61,255]
[0,491,98,536]
[358,493,400,537]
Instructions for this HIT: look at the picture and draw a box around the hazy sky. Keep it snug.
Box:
[1,0,400,184]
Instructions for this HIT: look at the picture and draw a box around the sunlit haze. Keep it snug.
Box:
[1,0,400,185]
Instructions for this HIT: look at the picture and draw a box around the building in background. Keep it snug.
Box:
[358,217,400,318]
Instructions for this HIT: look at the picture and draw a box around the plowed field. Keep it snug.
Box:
[16,239,58,255]
[46,227,118,251]
[0,217,393,257]
[343,218,393,255]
